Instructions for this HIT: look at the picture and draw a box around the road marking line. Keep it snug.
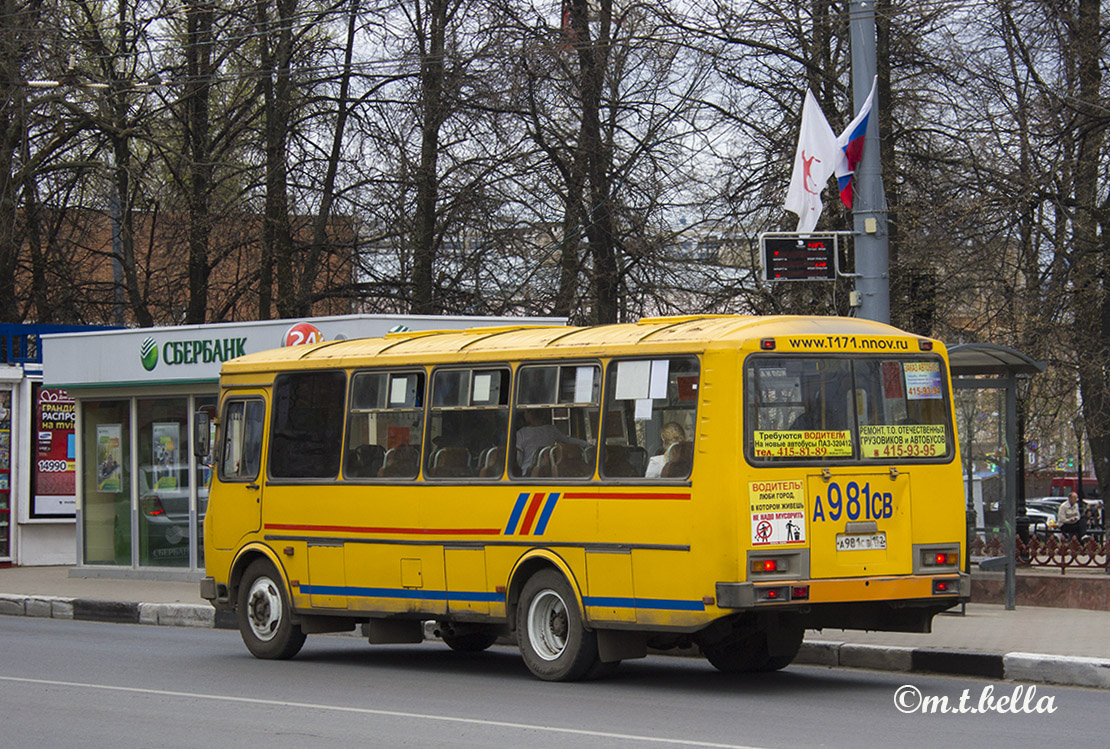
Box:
[0,675,764,748]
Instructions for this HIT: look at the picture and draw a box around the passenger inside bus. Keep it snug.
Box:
[515,408,590,475]
[645,422,686,478]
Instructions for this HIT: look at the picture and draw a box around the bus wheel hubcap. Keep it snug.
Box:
[246,577,282,642]
[527,589,568,661]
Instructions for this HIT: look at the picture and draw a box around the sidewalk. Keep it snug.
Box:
[2,565,1108,688]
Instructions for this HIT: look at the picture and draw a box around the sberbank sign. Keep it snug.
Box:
[140,335,246,372]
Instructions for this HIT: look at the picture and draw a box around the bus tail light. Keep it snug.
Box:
[917,545,959,572]
[918,339,933,351]
[760,338,776,350]
[791,585,809,600]
[755,585,789,602]
[932,579,957,595]
[750,555,794,575]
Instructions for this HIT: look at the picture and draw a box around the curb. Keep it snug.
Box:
[799,640,1110,690]
[3,593,1108,689]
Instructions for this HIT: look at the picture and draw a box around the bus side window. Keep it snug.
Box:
[601,357,699,480]
[270,371,346,479]
[426,368,510,479]
[510,363,600,480]
[219,399,265,480]
[345,371,424,480]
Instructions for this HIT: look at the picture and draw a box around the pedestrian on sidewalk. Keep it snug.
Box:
[1057,491,1085,539]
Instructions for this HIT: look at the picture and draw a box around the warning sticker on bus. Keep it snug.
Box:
[859,424,946,458]
[749,480,807,546]
[752,430,852,458]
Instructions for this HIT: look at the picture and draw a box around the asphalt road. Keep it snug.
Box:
[1,616,1106,748]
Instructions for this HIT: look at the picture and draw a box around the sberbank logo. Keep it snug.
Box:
[139,336,246,372]
[140,337,159,371]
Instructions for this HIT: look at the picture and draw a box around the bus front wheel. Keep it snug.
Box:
[237,559,306,660]
[516,569,603,681]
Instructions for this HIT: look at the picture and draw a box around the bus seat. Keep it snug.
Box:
[347,444,384,478]
[661,441,694,478]
[625,445,648,476]
[531,446,554,478]
[479,446,506,478]
[430,446,471,477]
[379,445,419,478]
[552,443,590,478]
[603,444,638,477]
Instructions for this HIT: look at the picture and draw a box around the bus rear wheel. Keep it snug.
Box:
[701,624,802,673]
[516,569,603,681]
[442,629,498,652]
[237,559,306,660]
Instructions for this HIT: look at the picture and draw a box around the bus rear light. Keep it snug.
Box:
[754,585,790,603]
[932,579,956,595]
[918,546,959,571]
[918,339,933,351]
[791,586,809,600]
[751,559,779,573]
[760,338,776,350]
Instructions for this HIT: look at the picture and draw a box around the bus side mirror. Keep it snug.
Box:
[194,412,211,459]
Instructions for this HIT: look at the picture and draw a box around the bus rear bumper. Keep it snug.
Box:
[716,572,969,614]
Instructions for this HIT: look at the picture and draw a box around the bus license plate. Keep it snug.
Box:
[836,532,887,551]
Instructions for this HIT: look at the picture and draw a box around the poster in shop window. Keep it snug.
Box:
[96,424,122,493]
[33,388,77,516]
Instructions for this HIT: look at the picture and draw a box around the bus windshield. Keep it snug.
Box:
[746,356,952,462]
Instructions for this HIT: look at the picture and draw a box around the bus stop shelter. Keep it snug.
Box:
[948,343,1046,610]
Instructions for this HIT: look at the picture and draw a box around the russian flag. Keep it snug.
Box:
[836,77,877,209]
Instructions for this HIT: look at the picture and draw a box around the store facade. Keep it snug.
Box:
[43,314,561,579]
[2,324,114,567]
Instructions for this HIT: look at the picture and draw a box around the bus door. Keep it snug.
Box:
[211,393,267,551]
[805,469,913,578]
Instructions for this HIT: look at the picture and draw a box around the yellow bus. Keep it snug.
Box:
[198,315,968,680]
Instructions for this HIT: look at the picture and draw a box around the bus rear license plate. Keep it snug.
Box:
[836,532,887,551]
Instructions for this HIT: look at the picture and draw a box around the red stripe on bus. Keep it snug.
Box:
[561,492,691,500]
[264,524,500,535]
[518,493,546,535]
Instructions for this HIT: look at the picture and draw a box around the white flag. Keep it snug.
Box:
[784,90,843,234]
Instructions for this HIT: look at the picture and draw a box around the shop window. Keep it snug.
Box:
[600,357,699,480]
[137,398,190,568]
[270,371,346,479]
[81,400,131,565]
[425,368,510,479]
[345,370,424,480]
[510,363,600,479]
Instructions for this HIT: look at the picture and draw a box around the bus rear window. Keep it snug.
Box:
[746,356,951,463]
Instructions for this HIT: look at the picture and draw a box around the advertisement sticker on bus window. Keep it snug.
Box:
[749,480,806,546]
[752,430,852,458]
[904,362,943,400]
[859,424,946,458]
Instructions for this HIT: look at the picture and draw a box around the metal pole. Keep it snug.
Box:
[848,0,889,323]
[1004,376,1017,610]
